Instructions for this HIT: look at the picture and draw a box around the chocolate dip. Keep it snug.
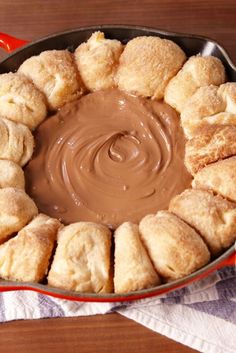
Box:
[25,88,192,228]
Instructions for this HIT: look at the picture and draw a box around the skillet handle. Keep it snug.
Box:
[217,250,236,268]
[0,32,29,52]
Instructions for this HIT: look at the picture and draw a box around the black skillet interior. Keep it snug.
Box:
[0,25,235,301]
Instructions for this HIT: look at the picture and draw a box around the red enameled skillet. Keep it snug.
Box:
[0,25,235,302]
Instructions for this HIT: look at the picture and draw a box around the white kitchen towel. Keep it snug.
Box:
[0,265,235,353]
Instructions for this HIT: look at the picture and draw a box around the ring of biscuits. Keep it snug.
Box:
[0,31,236,294]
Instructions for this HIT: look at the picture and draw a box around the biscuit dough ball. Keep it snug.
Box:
[139,211,210,281]
[48,222,113,293]
[0,117,34,166]
[181,83,236,138]
[193,156,236,203]
[0,160,25,189]
[181,85,225,138]
[218,82,236,112]
[0,73,47,130]
[164,56,226,112]
[116,36,186,99]
[169,189,236,255]
[114,222,160,293]
[18,50,84,110]
[0,187,38,244]
[184,125,236,175]
[0,214,61,282]
[75,31,123,91]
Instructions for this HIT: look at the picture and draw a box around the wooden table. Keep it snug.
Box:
[0,1,235,352]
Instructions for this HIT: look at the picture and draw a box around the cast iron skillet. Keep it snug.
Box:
[0,25,235,302]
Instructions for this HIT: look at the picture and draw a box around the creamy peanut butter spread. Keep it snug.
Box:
[25,88,192,228]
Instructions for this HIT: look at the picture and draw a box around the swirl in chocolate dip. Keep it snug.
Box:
[25,88,192,228]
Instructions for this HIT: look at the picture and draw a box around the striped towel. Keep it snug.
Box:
[0,260,235,353]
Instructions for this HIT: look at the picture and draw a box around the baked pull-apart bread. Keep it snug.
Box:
[139,211,210,281]
[48,222,113,293]
[193,156,236,203]
[164,56,226,112]
[18,50,84,110]
[181,83,236,138]
[0,187,38,243]
[0,214,61,282]
[0,160,25,189]
[169,189,236,256]
[116,36,186,99]
[184,125,236,175]
[114,222,160,293]
[0,117,34,166]
[75,31,123,91]
[0,72,47,130]
[0,32,233,293]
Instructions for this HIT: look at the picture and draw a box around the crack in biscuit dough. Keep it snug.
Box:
[25,88,191,228]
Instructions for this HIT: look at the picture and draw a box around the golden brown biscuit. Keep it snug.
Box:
[187,112,236,139]
[169,189,236,255]
[0,117,34,166]
[139,211,210,281]
[193,156,236,203]
[114,222,160,293]
[218,82,236,112]
[0,160,25,189]
[203,112,236,125]
[0,187,38,244]
[0,214,61,282]
[75,31,123,91]
[164,56,226,112]
[0,72,47,130]
[181,85,225,138]
[116,36,186,99]
[181,83,236,138]
[184,125,236,175]
[48,222,112,293]
[18,50,84,110]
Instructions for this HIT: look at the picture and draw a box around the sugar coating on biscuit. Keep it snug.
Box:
[0,160,25,189]
[193,156,236,204]
[181,83,236,138]
[139,211,210,280]
[181,85,225,138]
[18,50,84,110]
[0,214,61,282]
[75,31,123,91]
[185,124,236,175]
[114,222,160,293]
[218,82,236,113]
[0,73,47,130]
[164,56,226,112]
[169,189,236,255]
[48,222,113,293]
[0,187,38,244]
[116,36,186,99]
[201,112,236,131]
[0,117,34,166]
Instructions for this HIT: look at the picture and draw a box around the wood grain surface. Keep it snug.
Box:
[0,1,235,352]
[0,314,198,353]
